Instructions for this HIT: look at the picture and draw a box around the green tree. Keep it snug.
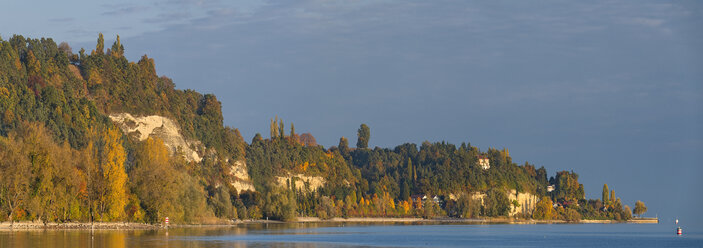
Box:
[455,194,480,218]
[483,189,509,217]
[209,187,236,220]
[290,123,295,138]
[400,181,410,201]
[270,116,279,139]
[406,158,413,182]
[338,136,349,158]
[356,123,370,149]
[633,200,647,217]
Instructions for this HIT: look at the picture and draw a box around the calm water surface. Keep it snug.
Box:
[0,222,700,248]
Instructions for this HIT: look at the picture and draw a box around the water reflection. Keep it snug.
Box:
[0,223,372,248]
[1,222,699,248]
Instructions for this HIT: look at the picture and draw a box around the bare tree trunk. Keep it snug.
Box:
[8,203,14,229]
[6,196,15,229]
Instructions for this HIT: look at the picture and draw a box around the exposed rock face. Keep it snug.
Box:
[507,189,538,217]
[470,190,538,217]
[230,160,256,193]
[109,113,202,162]
[276,174,325,192]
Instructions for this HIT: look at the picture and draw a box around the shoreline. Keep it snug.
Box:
[0,217,658,230]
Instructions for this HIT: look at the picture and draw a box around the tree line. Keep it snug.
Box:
[0,34,646,224]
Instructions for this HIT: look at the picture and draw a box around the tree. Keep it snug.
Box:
[483,189,509,217]
[623,205,633,220]
[633,200,647,217]
[338,137,349,155]
[58,42,72,55]
[317,196,336,220]
[98,126,128,221]
[602,184,609,205]
[533,196,554,220]
[209,187,235,220]
[110,35,124,57]
[299,133,317,147]
[564,208,581,222]
[22,123,58,224]
[0,134,31,227]
[406,158,413,182]
[400,181,410,201]
[356,124,370,149]
[455,194,480,218]
[95,33,104,55]
[554,171,584,203]
[130,138,179,223]
[290,123,295,138]
[270,116,279,139]
[263,189,296,221]
[26,50,41,76]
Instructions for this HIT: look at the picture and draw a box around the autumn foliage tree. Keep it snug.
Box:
[533,196,554,220]
[97,126,128,221]
[129,138,178,222]
[634,200,647,217]
[0,132,31,226]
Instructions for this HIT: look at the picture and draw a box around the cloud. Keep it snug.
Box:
[143,11,192,24]
[102,5,148,16]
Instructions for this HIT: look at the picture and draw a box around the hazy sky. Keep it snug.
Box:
[2,0,702,228]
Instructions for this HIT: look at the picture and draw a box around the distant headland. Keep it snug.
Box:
[0,34,650,228]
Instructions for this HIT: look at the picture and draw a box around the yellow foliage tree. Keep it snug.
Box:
[100,127,128,221]
[87,68,103,87]
[401,200,411,215]
[533,196,554,220]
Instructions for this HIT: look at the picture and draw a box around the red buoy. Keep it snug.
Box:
[677,227,682,235]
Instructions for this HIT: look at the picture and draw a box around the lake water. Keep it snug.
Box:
[0,222,700,248]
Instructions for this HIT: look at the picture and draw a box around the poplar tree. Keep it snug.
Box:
[602,184,609,205]
[406,158,413,182]
[356,124,370,149]
[95,33,104,55]
[99,127,128,220]
[270,117,278,139]
[278,119,285,139]
[338,137,349,152]
[111,35,124,57]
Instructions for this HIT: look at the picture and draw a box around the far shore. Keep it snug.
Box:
[0,217,658,230]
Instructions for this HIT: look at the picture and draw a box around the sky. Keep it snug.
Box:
[2,0,702,229]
